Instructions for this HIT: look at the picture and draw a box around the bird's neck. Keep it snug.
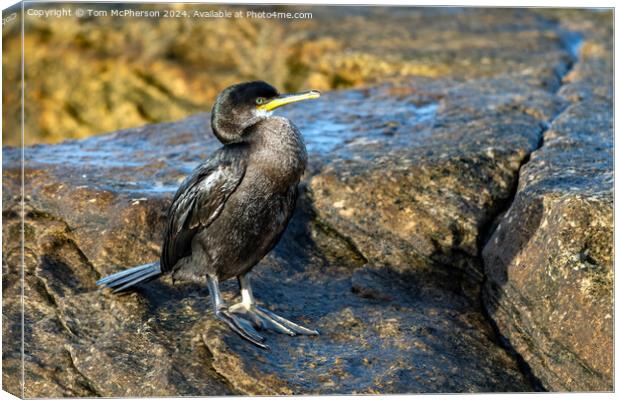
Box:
[212,111,264,144]
[247,117,307,184]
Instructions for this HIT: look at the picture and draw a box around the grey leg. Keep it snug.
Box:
[228,274,319,336]
[206,275,268,349]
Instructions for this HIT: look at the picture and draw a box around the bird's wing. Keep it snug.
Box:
[161,146,247,273]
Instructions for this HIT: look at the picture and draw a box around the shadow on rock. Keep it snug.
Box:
[482,195,545,315]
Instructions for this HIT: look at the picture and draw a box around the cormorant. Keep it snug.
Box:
[97,81,320,349]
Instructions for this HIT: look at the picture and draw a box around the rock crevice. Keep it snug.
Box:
[480,11,613,391]
[474,22,585,391]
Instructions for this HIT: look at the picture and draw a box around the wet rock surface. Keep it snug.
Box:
[482,11,613,392]
[2,8,613,396]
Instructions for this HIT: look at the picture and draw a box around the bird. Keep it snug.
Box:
[97,81,321,349]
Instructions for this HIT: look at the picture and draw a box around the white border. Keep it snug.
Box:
[0,2,616,400]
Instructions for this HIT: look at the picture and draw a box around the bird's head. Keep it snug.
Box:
[211,81,320,144]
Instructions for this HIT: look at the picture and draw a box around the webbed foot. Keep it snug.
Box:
[215,308,269,349]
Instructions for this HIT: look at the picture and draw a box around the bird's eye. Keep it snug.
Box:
[255,97,266,105]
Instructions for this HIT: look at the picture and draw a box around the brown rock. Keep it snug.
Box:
[482,12,613,391]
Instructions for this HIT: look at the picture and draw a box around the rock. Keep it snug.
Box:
[482,11,613,392]
[3,80,536,395]
[309,78,566,298]
[2,199,233,397]
[2,7,612,397]
[198,201,535,394]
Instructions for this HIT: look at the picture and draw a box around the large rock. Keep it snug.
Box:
[4,80,539,396]
[482,11,613,391]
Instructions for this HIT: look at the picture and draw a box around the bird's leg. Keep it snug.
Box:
[227,275,265,329]
[228,274,319,336]
[206,274,268,349]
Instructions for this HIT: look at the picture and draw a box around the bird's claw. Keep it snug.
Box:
[228,303,319,337]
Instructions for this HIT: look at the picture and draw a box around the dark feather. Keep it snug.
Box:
[161,145,248,273]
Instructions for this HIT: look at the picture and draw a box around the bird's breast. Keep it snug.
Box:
[247,116,308,186]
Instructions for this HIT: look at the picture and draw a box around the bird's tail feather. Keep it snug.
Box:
[96,262,161,293]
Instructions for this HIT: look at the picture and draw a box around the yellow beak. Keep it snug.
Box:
[257,90,321,111]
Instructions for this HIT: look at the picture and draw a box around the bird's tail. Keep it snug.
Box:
[96,262,161,293]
